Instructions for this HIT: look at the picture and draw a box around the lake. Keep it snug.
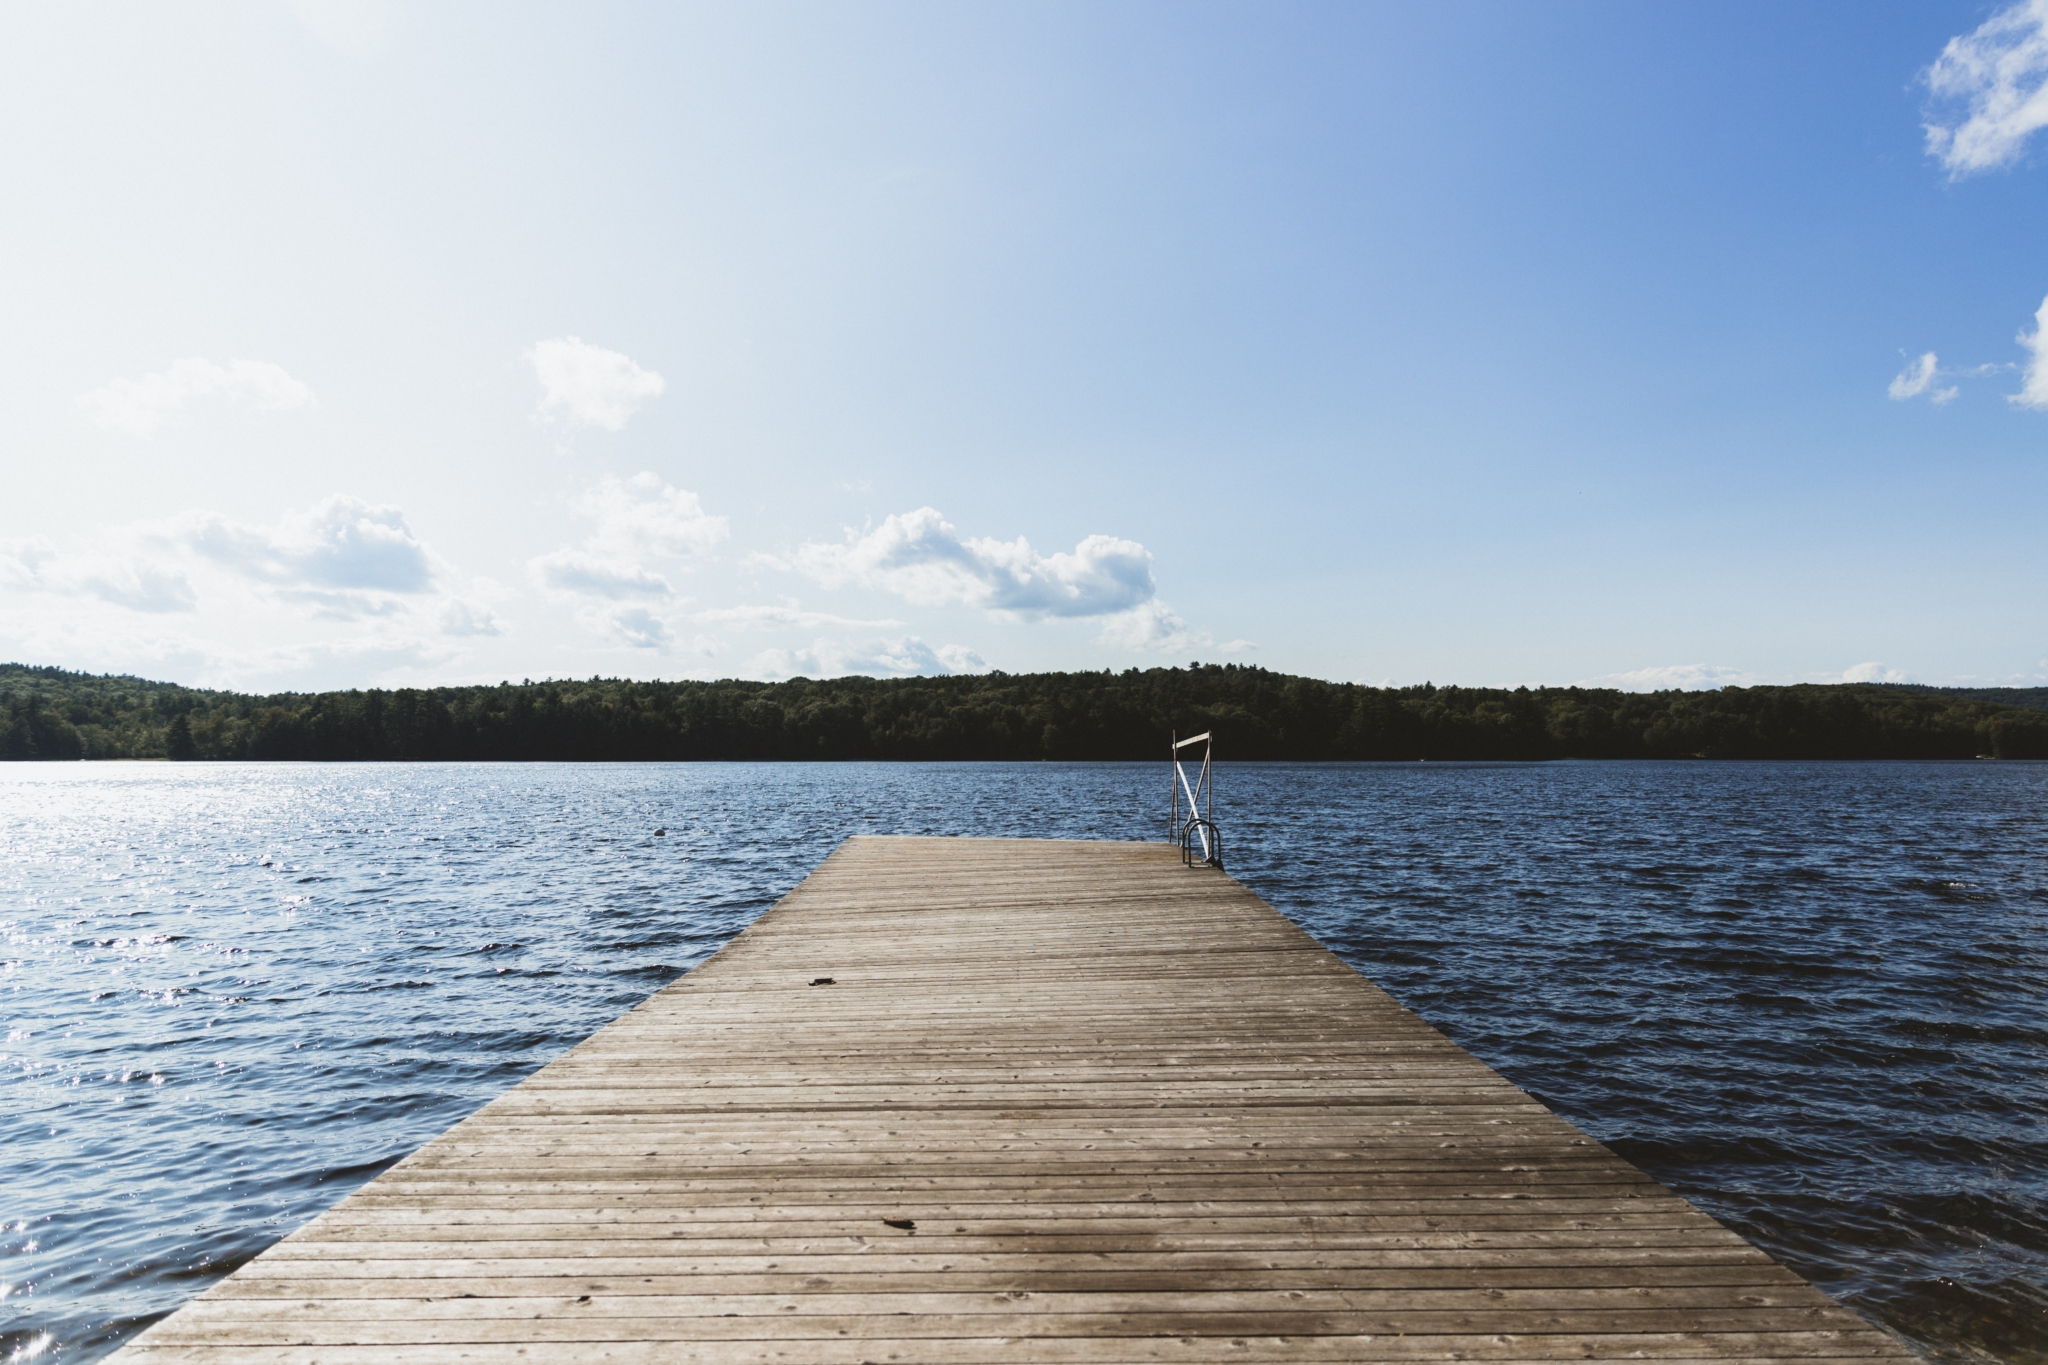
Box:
[2,760,2042,1363]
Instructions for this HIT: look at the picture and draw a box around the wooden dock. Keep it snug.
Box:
[119,836,1908,1363]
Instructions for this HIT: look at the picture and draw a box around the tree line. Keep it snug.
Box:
[4,661,2045,762]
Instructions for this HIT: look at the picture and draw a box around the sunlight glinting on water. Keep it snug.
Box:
[2,760,2043,1364]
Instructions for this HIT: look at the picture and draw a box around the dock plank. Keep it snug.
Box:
[115,836,1908,1363]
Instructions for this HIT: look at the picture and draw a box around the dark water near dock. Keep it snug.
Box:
[2,761,2042,1363]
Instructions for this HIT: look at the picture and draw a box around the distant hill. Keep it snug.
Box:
[1883,683,2048,712]
[5,661,2046,761]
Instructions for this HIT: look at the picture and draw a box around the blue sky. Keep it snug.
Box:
[1,0,2044,691]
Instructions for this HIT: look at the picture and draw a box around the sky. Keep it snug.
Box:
[1,0,2045,693]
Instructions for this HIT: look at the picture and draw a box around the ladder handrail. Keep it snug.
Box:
[1168,730,1222,868]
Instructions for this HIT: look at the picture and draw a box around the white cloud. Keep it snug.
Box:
[604,605,674,649]
[530,551,672,599]
[2013,294,2048,408]
[1833,661,1909,684]
[794,507,1156,619]
[6,497,441,625]
[1887,351,1959,404]
[183,496,433,595]
[523,475,731,652]
[526,473,725,613]
[0,502,526,693]
[1096,599,1209,653]
[1,538,57,589]
[77,561,198,614]
[439,600,501,637]
[219,633,463,692]
[527,337,666,430]
[5,533,196,614]
[80,358,314,437]
[577,473,727,557]
[695,599,904,631]
[1574,664,1762,691]
[1925,0,2048,176]
[751,635,987,679]
[569,604,717,654]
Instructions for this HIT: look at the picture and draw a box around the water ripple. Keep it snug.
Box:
[1,760,2042,1364]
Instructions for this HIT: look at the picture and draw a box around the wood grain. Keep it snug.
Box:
[115,836,1909,1363]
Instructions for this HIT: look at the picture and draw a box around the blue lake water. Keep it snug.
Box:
[2,760,2043,1363]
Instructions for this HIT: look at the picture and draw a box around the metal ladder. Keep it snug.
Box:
[1170,730,1223,869]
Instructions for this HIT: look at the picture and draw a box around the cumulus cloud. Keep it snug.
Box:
[183,496,433,596]
[1574,664,1761,692]
[1096,599,1209,653]
[1887,351,1959,404]
[1925,0,2048,176]
[577,473,727,557]
[527,473,725,611]
[528,337,666,430]
[794,508,1156,619]
[0,498,533,695]
[7,497,438,623]
[752,636,987,679]
[80,358,314,437]
[1834,661,1908,684]
[2012,294,2048,408]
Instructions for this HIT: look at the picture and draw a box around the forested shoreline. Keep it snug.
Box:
[4,662,2045,762]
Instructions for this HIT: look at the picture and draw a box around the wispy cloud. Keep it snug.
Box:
[600,604,674,649]
[1884,348,2020,407]
[573,605,716,654]
[216,633,463,693]
[528,473,725,609]
[695,599,904,632]
[1925,0,2048,176]
[438,599,501,637]
[527,337,665,431]
[576,472,727,558]
[2,535,197,614]
[530,552,671,599]
[1574,664,1761,692]
[80,358,313,437]
[1887,351,1959,404]
[77,560,198,614]
[752,636,987,679]
[525,474,727,651]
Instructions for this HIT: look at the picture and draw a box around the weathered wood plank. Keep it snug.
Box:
[114,836,1908,1363]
